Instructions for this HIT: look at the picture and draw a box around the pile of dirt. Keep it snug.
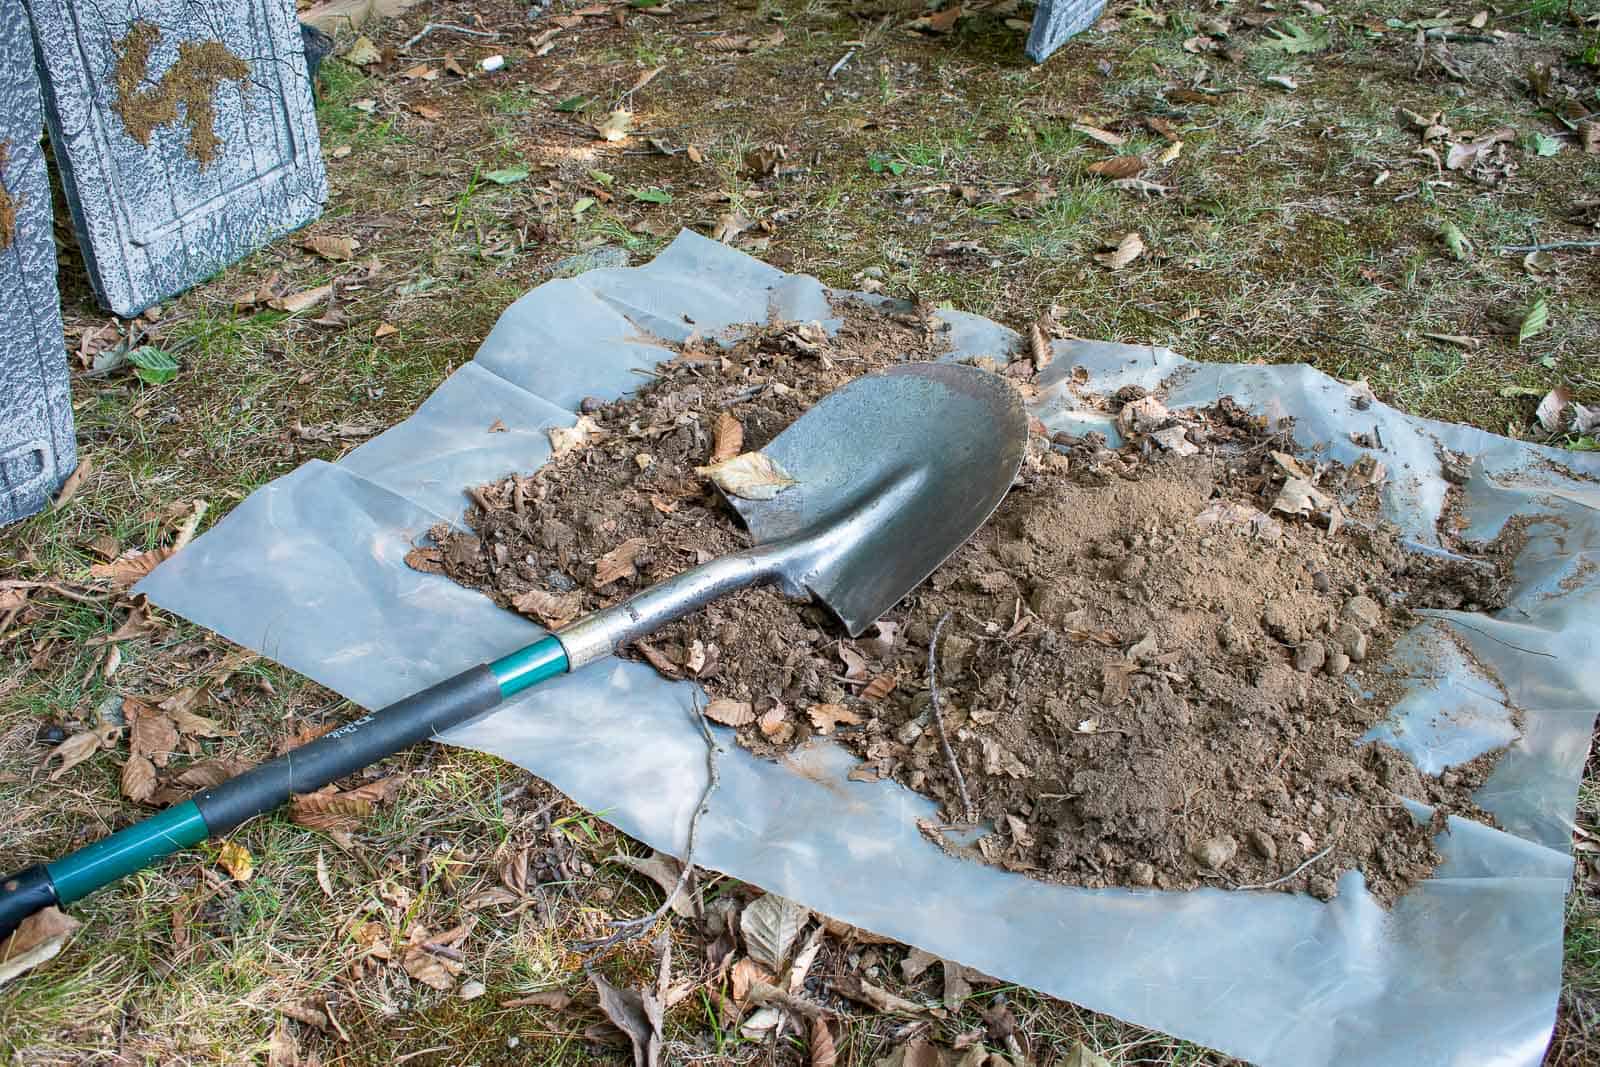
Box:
[416,300,1518,904]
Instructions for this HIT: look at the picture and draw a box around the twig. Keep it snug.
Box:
[402,22,501,50]
[827,50,855,79]
[928,612,974,823]
[1435,617,1557,659]
[579,698,721,951]
[1495,240,1600,253]
[1232,845,1336,891]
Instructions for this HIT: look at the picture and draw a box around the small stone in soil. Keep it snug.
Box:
[1190,835,1239,870]
[1294,641,1326,673]
[1129,862,1156,887]
[1343,595,1382,630]
[1248,829,1278,862]
[1325,650,1351,676]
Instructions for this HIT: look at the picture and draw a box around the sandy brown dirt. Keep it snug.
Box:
[419,300,1517,904]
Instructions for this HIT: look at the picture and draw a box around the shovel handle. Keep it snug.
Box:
[0,636,570,940]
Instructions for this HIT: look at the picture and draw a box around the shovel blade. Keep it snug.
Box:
[729,362,1027,635]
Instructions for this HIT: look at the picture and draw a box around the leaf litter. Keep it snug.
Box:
[420,301,1521,904]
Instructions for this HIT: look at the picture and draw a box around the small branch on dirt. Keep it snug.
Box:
[928,611,975,824]
[467,485,495,515]
[402,22,501,51]
[1494,240,1600,253]
[579,698,721,952]
[1232,845,1336,891]
[827,49,855,79]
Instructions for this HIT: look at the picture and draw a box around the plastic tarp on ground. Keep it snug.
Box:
[138,232,1599,1067]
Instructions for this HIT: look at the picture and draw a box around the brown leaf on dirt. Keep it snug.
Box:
[808,703,861,734]
[596,109,634,142]
[711,411,744,463]
[758,704,793,742]
[1088,155,1144,180]
[837,643,869,682]
[1071,123,1125,146]
[730,957,777,1004]
[402,945,462,991]
[511,587,583,628]
[217,839,254,882]
[704,698,755,726]
[1270,476,1333,517]
[278,1000,331,1032]
[268,284,335,313]
[861,673,897,701]
[810,1016,838,1067]
[300,234,359,261]
[594,537,649,587]
[167,704,234,738]
[1536,385,1572,433]
[45,726,112,780]
[290,776,403,833]
[833,975,926,1015]
[398,62,437,80]
[95,596,161,644]
[712,211,754,244]
[589,969,663,1067]
[374,321,399,338]
[549,414,604,457]
[90,545,174,589]
[121,753,157,803]
[503,989,575,1009]
[696,451,798,500]
[127,700,179,767]
[405,546,445,574]
[0,907,82,989]
[408,102,445,121]
[52,456,91,509]
[636,640,682,678]
[169,756,256,791]
[742,892,810,972]
[1094,231,1145,270]
[292,419,381,443]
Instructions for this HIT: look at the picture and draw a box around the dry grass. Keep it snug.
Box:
[2,0,1597,1063]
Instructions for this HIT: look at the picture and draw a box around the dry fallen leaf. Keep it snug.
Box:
[548,414,604,457]
[90,545,174,589]
[758,705,793,743]
[374,321,399,339]
[1071,123,1125,146]
[1536,385,1573,433]
[704,698,755,727]
[1115,395,1170,434]
[711,411,744,463]
[742,892,811,972]
[300,234,358,261]
[589,969,663,1067]
[121,753,157,803]
[1271,476,1333,517]
[810,1016,838,1067]
[512,587,583,628]
[502,989,574,1009]
[1087,156,1143,179]
[0,907,82,989]
[408,102,445,121]
[1094,231,1145,270]
[696,451,798,500]
[290,776,403,833]
[405,546,444,574]
[594,537,648,587]
[52,455,91,509]
[834,975,926,1015]
[128,702,178,768]
[596,109,634,142]
[399,62,437,80]
[808,703,861,734]
[46,726,112,780]
[712,211,754,244]
[862,673,897,701]
[217,839,254,882]
[610,850,695,918]
[269,285,335,313]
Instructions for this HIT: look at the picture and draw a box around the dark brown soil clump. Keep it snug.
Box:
[418,301,1518,905]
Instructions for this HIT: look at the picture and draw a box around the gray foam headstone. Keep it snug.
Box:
[0,0,74,525]
[1027,0,1107,62]
[26,0,327,316]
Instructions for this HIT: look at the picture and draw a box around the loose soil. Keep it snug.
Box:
[419,300,1518,905]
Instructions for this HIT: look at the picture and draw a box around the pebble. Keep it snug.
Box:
[1309,875,1338,901]
[1248,829,1278,862]
[35,723,67,745]
[1325,649,1351,676]
[579,395,605,414]
[1311,570,1331,593]
[896,718,926,745]
[1261,601,1303,643]
[1189,835,1239,870]
[1293,641,1326,673]
[1333,622,1368,662]
[1128,862,1156,887]
[1343,595,1382,631]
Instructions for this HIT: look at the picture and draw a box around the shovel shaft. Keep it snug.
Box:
[0,636,570,940]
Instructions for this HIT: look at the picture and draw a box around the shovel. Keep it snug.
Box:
[0,362,1027,938]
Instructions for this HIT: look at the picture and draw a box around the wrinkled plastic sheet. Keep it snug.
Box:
[138,232,1599,1067]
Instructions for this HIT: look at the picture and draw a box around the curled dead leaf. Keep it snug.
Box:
[548,414,604,457]
[121,753,157,803]
[808,703,861,734]
[711,411,744,463]
[512,587,584,628]
[704,698,755,726]
[217,839,254,882]
[0,907,81,988]
[862,673,897,701]
[300,234,359,261]
[90,546,175,589]
[594,537,648,587]
[1087,156,1144,179]
[45,727,110,780]
[268,285,335,313]
[289,776,404,833]
[696,451,798,501]
[1071,123,1125,146]
[1537,385,1572,433]
[1094,231,1145,270]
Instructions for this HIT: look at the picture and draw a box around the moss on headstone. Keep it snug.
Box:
[111,21,250,167]
[0,141,15,250]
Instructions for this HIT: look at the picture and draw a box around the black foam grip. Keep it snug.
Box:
[194,664,501,836]
[0,865,59,941]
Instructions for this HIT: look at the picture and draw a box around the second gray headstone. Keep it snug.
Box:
[1027,0,1107,62]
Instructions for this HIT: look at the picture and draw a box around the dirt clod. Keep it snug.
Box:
[424,301,1519,905]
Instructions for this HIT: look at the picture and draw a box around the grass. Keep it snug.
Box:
[3,0,1599,1063]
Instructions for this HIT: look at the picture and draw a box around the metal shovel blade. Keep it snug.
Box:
[727,361,1028,635]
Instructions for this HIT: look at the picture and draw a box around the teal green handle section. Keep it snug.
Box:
[489,635,569,698]
[46,800,209,905]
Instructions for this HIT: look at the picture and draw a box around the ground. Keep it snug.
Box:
[2,0,1598,1064]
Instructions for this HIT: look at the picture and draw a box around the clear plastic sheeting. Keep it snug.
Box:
[137,232,1599,1067]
